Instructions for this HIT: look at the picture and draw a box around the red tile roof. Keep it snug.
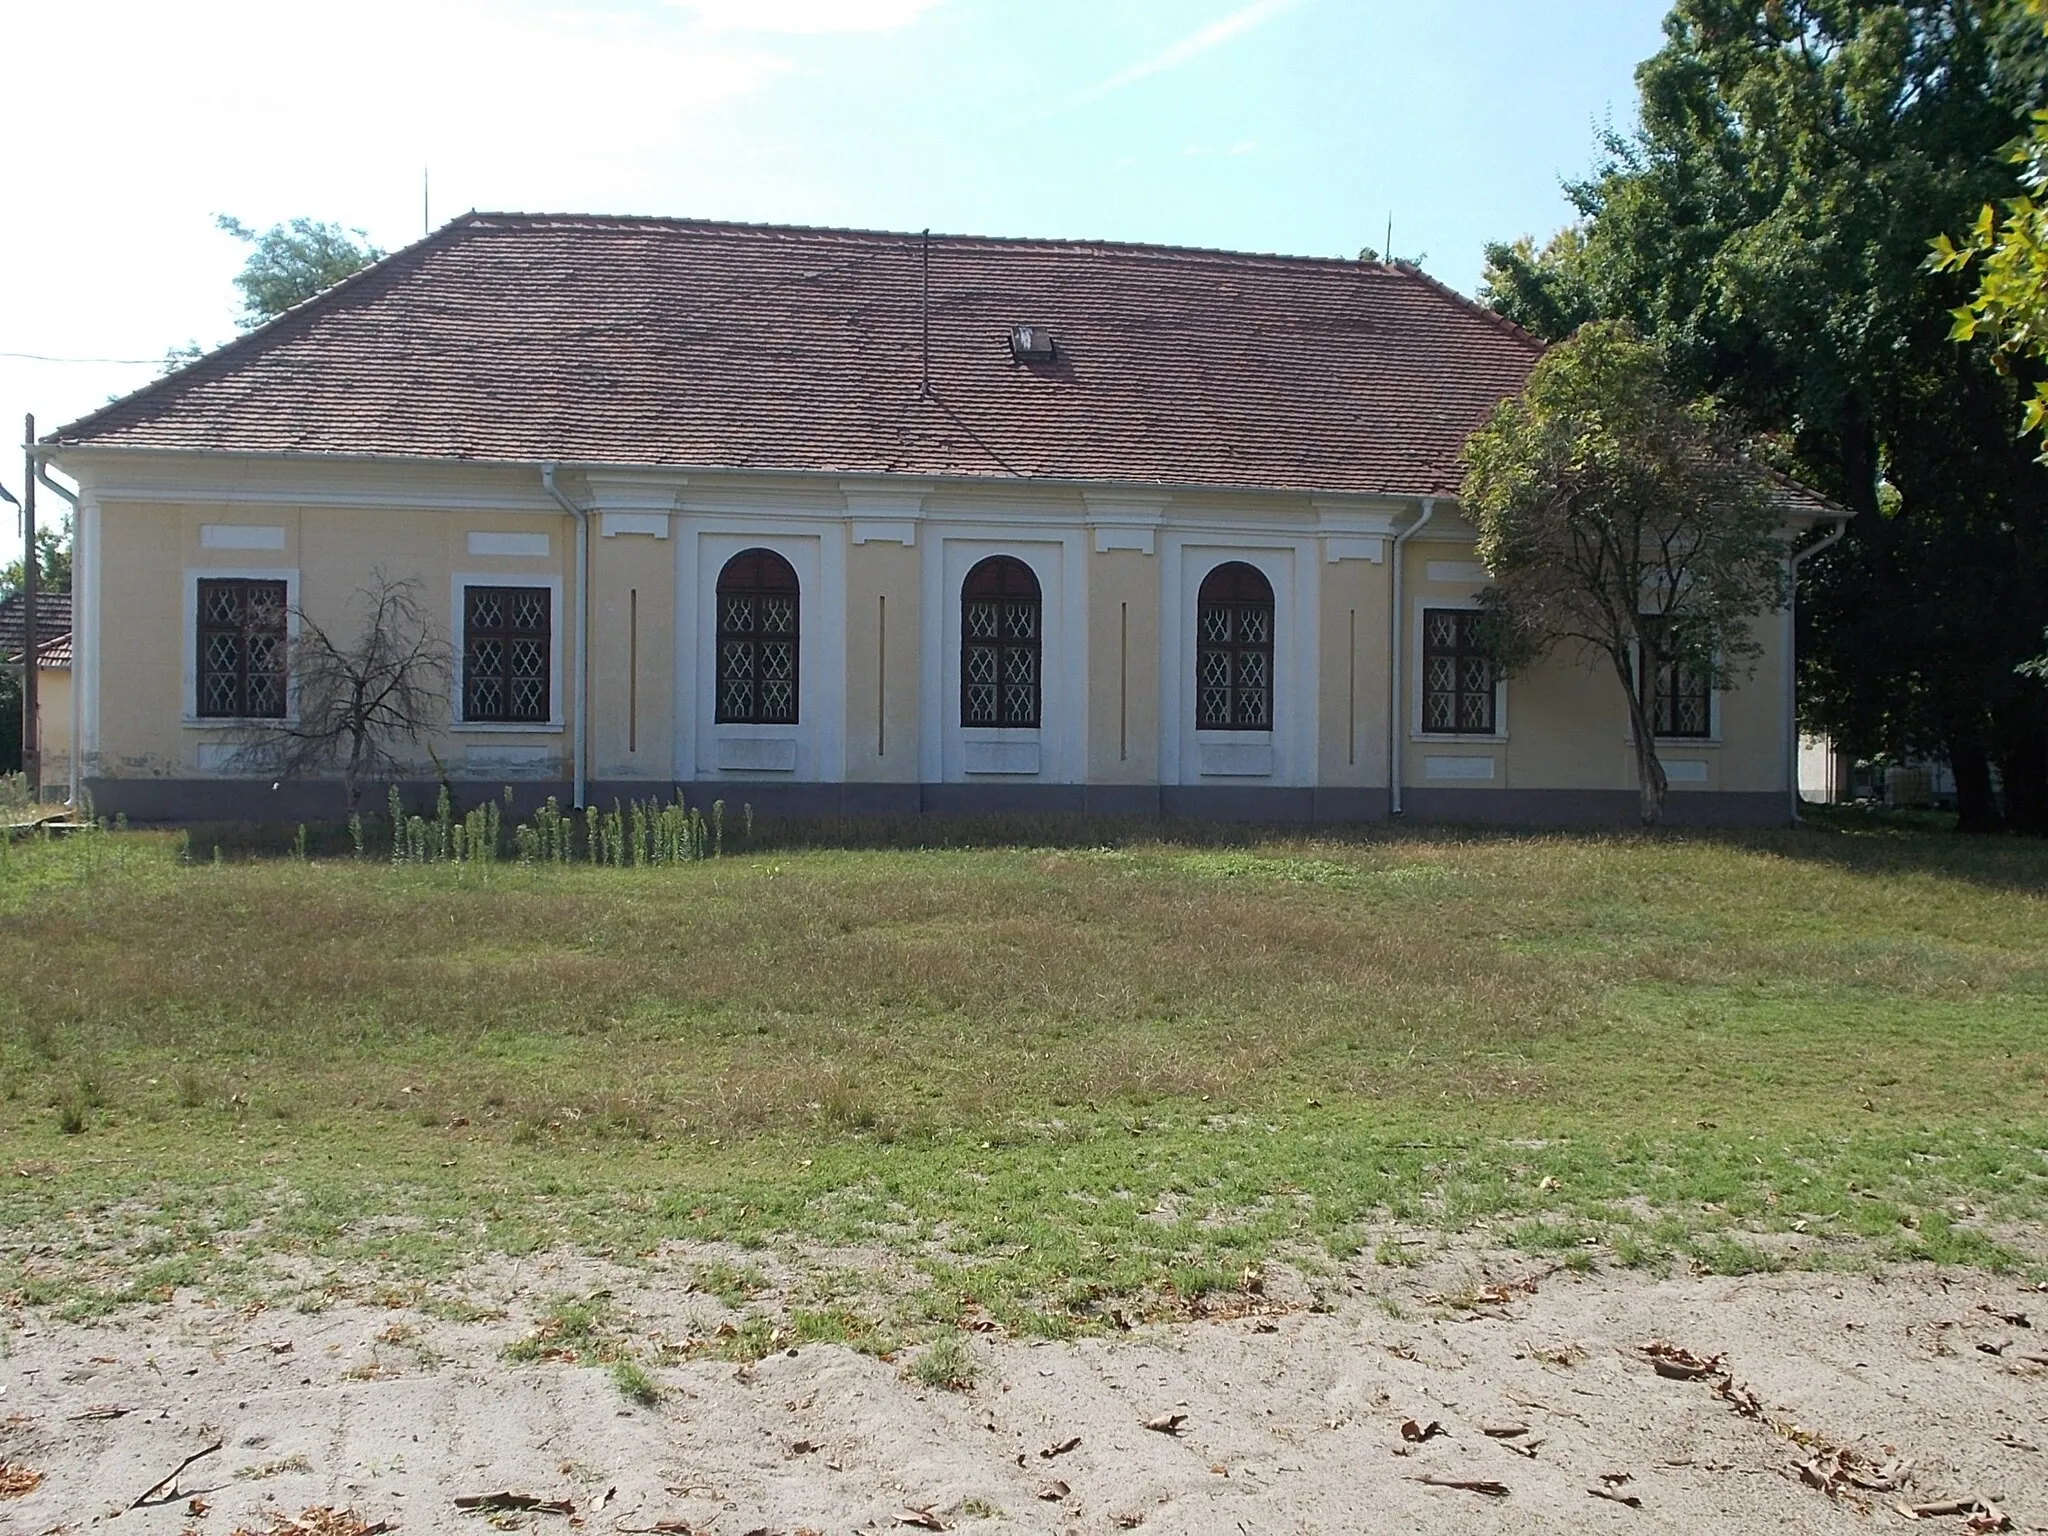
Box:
[0,591,72,668]
[52,214,1547,498]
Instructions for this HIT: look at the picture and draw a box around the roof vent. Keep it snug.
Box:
[1010,324,1056,362]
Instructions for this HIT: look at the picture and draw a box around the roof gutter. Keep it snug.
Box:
[1785,518,1846,827]
[540,464,590,809]
[30,449,80,810]
[1388,496,1437,818]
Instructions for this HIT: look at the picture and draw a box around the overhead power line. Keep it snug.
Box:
[0,350,162,366]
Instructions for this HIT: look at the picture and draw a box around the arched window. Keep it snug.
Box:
[715,548,800,724]
[1197,562,1274,730]
[961,556,1041,728]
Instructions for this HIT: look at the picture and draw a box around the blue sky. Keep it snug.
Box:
[1,0,1668,544]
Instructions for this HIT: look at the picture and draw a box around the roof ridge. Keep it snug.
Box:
[457,209,1425,277]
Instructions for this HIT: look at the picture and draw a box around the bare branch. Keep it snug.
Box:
[232,569,452,810]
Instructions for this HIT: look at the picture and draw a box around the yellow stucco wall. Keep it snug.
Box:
[1316,554,1391,788]
[91,490,578,780]
[843,539,921,784]
[1398,526,1789,797]
[1086,549,1160,784]
[68,455,1801,810]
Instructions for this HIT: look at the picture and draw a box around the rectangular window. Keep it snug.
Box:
[196,578,287,718]
[1650,646,1713,738]
[463,585,551,723]
[1421,608,1496,734]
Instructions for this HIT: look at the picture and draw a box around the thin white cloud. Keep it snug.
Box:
[1070,0,1298,106]
[675,0,945,33]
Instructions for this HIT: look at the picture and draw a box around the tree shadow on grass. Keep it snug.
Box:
[1724,803,2048,898]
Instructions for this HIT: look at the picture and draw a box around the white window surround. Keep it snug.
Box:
[921,530,1085,785]
[181,566,300,727]
[449,573,566,732]
[1161,538,1317,787]
[677,525,845,783]
[1409,595,1509,744]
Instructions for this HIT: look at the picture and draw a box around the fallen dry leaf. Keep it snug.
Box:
[1142,1412,1187,1435]
[1898,1496,2010,1528]
[231,1509,397,1536]
[1587,1484,1643,1509]
[1114,1515,1144,1530]
[1796,1446,1914,1498]
[1040,1435,1080,1459]
[1639,1340,1725,1381]
[1400,1419,1447,1443]
[1037,1480,1069,1502]
[0,1463,43,1499]
[895,1507,947,1531]
[1481,1422,1529,1438]
[1411,1475,1510,1497]
[68,1404,134,1421]
[614,1522,700,1535]
[453,1491,576,1516]
[1714,1377,1767,1419]
[1977,1305,2031,1328]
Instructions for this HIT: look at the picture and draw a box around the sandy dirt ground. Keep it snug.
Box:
[4,1247,2046,1535]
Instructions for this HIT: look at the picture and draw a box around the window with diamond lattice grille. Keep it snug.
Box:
[715,548,801,724]
[463,585,551,722]
[1642,619,1714,739]
[1421,608,1496,734]
[1195,561,1275,730]
[960,556,1041,728]
[196,578,288,719]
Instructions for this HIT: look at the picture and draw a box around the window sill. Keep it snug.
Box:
[1410,731,1508,745]
[183,716,296,729]
[448,721,564,734]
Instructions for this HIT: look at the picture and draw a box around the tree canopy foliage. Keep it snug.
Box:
[1464,323,1785,825]
[1482,0,2048,833]
[216,215,384,331]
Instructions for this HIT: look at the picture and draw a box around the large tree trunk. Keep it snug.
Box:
[1948,733,2002,835]
[1997,726,2048,837]
[1615,653,1667,826]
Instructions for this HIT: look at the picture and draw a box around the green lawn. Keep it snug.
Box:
[2,809,2044,1337]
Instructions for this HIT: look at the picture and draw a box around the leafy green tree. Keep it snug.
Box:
[1932,0,2048,677]
[1483,0,2048,833]
[216,215,384,329]
[1478,228,1600,344]
[164,215,385,371]
[1463,323,1785,825]
[0,521,71,600]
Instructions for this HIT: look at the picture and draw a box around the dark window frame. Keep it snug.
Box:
[1641,619,1715,740]
[715,548,802,725]
[1420,607,1498,736]
[462,584,553,724]
[960,556,1042,729]
[1195,561,1275,731]
[196,577,288,720]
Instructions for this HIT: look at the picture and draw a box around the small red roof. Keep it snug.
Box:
[53,213,1545,498]
[0,591,72,668]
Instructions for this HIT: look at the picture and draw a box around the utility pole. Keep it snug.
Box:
[20,414,38,800]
